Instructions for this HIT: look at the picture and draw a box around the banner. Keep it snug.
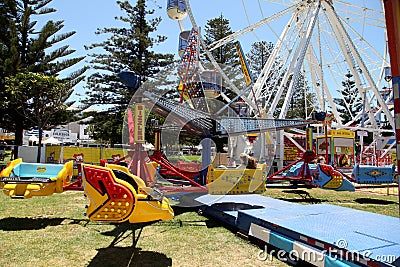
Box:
[306,127,313,151]
[234,41,253,86]
[134,104,146,143]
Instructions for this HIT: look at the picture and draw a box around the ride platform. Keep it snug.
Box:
[194,194,400,267]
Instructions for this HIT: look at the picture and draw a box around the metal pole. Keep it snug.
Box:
[383,0,400,217]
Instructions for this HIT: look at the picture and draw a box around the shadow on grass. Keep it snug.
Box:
[279,189,322,204]
[0,217,65,231]
[170,206,198,216]
[89,223,172,267]
[0,217,88,231]
[354,198,398,205]
[88,247,172,267]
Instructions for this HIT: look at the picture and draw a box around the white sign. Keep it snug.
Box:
[52,129,71,139]
[357,131,368,137]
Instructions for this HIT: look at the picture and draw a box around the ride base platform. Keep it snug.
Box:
[194,194,400,267]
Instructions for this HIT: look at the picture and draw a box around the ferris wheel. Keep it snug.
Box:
[167,0,392,129]
[165,0,394,162]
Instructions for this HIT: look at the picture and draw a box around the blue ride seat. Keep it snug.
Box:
[0,158,73,198]
[352,164,395,184]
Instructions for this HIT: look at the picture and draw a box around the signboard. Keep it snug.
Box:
[357,130,368,137]
[52,129,70,139]
[284,147,298,161]
[316,138,331,155]
[134,104,145,143]
[306,127,313,150]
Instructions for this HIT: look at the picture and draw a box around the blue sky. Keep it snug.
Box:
[40,0,386,103]
[42,0,277,101]
[44,0,280,61]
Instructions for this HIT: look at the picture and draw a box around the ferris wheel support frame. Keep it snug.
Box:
[323,4,377,130]
[264,2,320,118]
[279,2,320,119]
[383,0,400,216]
[305,46,343,125]
[252,12,297,101]
[324,1,394,130]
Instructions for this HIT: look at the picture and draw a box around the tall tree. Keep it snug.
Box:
[0,0,86,156]
[247,41,274,78]
[203,14,238,66]
[285,72,316,119]
[333,71,362,125]
[83,0,173,145]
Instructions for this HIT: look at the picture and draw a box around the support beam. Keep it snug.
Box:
[383,0,400,217]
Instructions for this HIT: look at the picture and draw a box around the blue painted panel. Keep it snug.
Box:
[12,163,64,178]
[269,231,293,253]
[352,164,395,184]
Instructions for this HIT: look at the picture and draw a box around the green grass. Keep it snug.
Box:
[0,191,288,267]
[0,187,398,266]
[167,155,201,163]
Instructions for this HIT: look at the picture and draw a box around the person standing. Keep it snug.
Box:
[0,140,6,161]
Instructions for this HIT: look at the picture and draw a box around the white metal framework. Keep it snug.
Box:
[168,0,394,162]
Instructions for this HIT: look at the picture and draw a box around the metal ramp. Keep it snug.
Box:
[143,91,310,136]
[216,117,310,136]
[195,194,400,267]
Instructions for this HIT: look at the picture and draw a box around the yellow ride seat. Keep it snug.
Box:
[81,163,173,224]
[0,158,73,198]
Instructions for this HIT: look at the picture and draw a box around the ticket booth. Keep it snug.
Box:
[316,129,355,167]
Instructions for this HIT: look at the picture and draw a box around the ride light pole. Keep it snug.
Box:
[383,0,400,216]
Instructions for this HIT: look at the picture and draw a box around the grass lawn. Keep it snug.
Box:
[0,186,398,266]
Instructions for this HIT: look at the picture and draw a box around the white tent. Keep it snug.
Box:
[42,136,61,145]
[28,135,39,142]
[142,142,154,151]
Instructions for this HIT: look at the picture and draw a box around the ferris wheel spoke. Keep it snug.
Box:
[306,44,344,126]
[252,12,298,100]
[263,0,293,6]
[334,7,385,28]
[323,2,393,129]
[207,5,297,52]
[279,2,321,118]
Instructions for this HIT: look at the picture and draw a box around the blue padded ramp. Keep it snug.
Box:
[194,194,400,267]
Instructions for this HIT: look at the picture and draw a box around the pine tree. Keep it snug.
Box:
[0,0,86,156]
[83,0,174,145]
[203,14,238,66]
[247,41,274,78]
[333,71,362,125]
[285,72,316,119]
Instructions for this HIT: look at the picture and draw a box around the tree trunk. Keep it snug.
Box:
[13,117,24,159]
[37,127,43,163]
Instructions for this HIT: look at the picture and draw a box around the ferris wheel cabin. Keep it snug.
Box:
[201,70,222,99]
[167,0,187,21]
[178,30,190,57]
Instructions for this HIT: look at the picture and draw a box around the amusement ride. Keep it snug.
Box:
[1,1,400,266]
